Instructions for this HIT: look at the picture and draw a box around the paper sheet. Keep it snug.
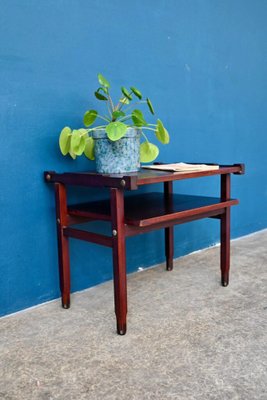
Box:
[142,163,219,172]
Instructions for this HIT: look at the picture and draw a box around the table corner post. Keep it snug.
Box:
[233,163,245,175]
[44,170,55,183]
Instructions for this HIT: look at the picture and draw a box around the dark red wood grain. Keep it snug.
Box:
[164,182,174,271]
[64,227,112,247]
[44,164,244,191]
[55,183,71,309]
[220,174,231,286]
[124,208,226,237]
[110,188,127,335]
[68,193,238,228]
[45,163,244,334]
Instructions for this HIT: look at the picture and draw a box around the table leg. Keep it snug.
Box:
[220,174,231,286]
[164,182,174,271]
[55,183,71,308]
[110,188,127,335]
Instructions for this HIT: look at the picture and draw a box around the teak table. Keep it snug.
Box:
[44,163,244,335]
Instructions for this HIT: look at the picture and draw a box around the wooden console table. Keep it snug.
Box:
[44,163,244,335]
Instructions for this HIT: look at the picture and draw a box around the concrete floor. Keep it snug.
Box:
[0,230,266,400]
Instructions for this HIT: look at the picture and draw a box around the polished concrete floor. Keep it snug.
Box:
[0,230,266,400]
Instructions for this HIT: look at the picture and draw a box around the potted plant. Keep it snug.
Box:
[59,73,170,173]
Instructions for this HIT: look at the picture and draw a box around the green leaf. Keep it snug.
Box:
[156,119,170,144]
[147,98,155,115]
[121,87,132,100]
[84,137,95,160]
[83,110,98,127]
[97,73,110,88]
[69,151,77,160]
[95,91,108,101]
[140,142,159,163]
[99,86,108,94]
[130,86,142,99]
[106,121,128,141]
[112,110,125,120]
[59,126,72,155]
[132,109,147,127]
[120,97,130,105]
[70,130,86,155]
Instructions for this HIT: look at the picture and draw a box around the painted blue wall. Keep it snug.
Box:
[1,1,267,317]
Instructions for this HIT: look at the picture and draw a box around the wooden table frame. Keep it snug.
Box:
[44,163,244,335]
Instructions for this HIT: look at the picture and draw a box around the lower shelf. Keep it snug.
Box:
[68,193,238,227]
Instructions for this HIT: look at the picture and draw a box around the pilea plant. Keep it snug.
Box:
[59,73,170,163]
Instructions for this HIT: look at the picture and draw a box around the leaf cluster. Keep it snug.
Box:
[59,73,170,163]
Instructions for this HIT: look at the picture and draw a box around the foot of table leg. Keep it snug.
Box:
[166,260,173,271]
[221,279,229,287]
[61,294,70,309]
[117,322,127,335]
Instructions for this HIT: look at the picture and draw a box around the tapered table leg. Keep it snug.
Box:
[220,174,231,286]
[221,209,230,286]
[55,183,71,308]
[110,188,127,335]
[165,227,174,271]
[164,182,174,271]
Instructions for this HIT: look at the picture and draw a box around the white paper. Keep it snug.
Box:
[142,163,219,172]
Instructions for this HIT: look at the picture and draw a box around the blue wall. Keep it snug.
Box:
[1,0,267,317]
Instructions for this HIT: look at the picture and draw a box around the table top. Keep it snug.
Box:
[44,163,245,190]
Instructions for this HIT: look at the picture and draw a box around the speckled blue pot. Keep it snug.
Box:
[92,128,141,174]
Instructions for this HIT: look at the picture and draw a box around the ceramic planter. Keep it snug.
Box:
[92,128,141,174]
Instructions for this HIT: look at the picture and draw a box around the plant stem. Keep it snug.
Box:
[114,99,121,111]
[117,90,133,111]
[141,131,149,142]
[107,91,115,112]
[90,125,107,130]
[85,125,107,135]
[97,115,110,123]
[107,102,113,118]
[118,114,132,122]
[123,100,146,114]
[141,126,156,132]
[80,130,90,136]
[117,98,127,111]
[80,126,106,137]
